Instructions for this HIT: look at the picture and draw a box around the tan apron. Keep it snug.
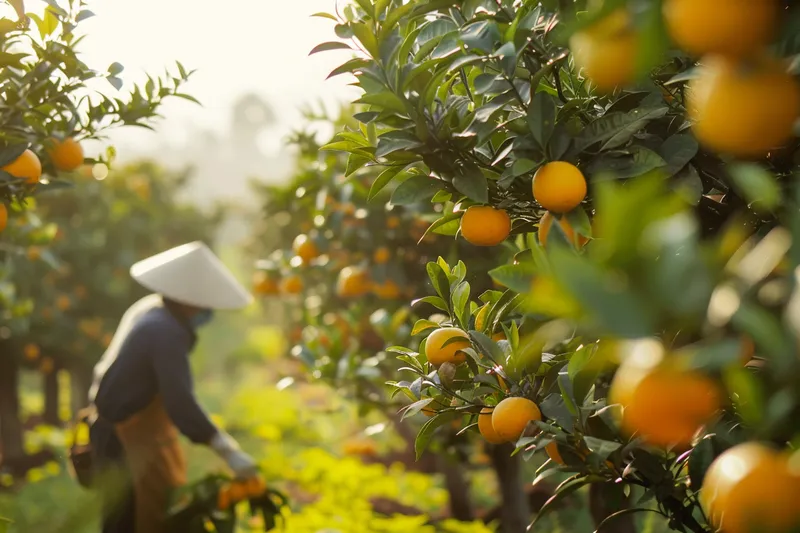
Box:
[114,395,187,533]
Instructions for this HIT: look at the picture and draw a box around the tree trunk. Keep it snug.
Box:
[436,454,473,521]
[488,443,530,533]
[0,351,25,465]
[42,367,60,425]
[589,482,637,533]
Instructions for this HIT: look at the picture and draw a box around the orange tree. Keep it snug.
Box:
[0,0,197,473]
[13,163,222,424]
[247,109,533,522]
[309,0,800,532]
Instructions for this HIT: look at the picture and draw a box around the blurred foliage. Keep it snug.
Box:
[4,162,224,371]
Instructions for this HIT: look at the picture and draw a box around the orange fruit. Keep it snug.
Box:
[387,215,401,229]
[253,271,279,295]
[245,476,266,497]
[701,443,800,533]
[492,332,506,342]
[373,247,390,264]
[279,275,303,295]
[2,149,42,184]
[460,206,511,246]
[0,204,7,233]
[538,211,589,248]
[569,9,638,92]
[292,234,319,264]
[217,486,231,511]
[23,344,40,361]
[533,162,587,213]
[687,55,800,158]
[373,279,401,300]
[228,482,248,503]
[545,442,565,465]
[39,357,55,374]
[336,266,371,298]
[491,397,542,441]
[425,327,470,366]
[663,0,777,59]
[609,340,722,448]
[47,137,84,172]
[56,295,71,311]
[478,407,508,444]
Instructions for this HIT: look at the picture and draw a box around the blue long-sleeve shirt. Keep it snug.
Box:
[89,297,217,448]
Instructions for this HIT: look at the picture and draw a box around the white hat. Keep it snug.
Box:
[130,242,253,310]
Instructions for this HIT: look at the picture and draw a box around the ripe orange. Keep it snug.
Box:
[609,341,722,447]
[491,397,542,441]
[23,344,40,361]
[2,149,42,184]
[252,271,279,295]
[538,211,589,248]
[545,442,565,465]
[245,476,267,497]
[492,332,506,342]
[460,206,511,246]
[47,137,85,172]
[336,266,371,298]
[478,407,508,444]
[373,247,390,264]
[373,279,401,300]
[39,357,55,374]
[687,55,800,158]
[217,486,231,511]
[292,234,319,264]
[663,0,777,59]
[279,275,303,295]
[701,443,800,533]
[0,204,7,233]
[569,9,638,92]
[533,162,587,213]
[425,327,470,366]
[56,295,71,311]
[228,482,248,503]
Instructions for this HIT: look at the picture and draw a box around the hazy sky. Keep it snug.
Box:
[62,0,361,157]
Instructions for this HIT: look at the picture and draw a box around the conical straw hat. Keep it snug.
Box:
[130,242,253,310]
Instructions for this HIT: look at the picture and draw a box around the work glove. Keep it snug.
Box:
[209,431,258,479]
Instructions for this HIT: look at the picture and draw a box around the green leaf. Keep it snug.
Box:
[412,319,439,336]
[658,134,698,176]
[587,146,667,181]
[426,262,451,302]
[309,41,353,55]
[369,166,405,201]
[488,263,536,294]
[451,281,471,329]
[582,436,621,460]
[419,211,462,243]
[311,12,338,21]
[452,168,488,203]
[327,58,371,79]
[0,144,29,167]
[412,295,450,312]
[596,509,665,532]
[723,365,765,427]
[390,175,440,205]
[539,393,575,433]
[528,92,557,150]
[573,106,669,154]
[459,20,501,53]
[108,62,125,76]
[415,411,458,459]
[728,163,781,213]
[355,91,408,114]
[375,131,422,158]
[688,437,717,492]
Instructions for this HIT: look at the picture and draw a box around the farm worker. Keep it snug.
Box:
[87,241,256,533]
